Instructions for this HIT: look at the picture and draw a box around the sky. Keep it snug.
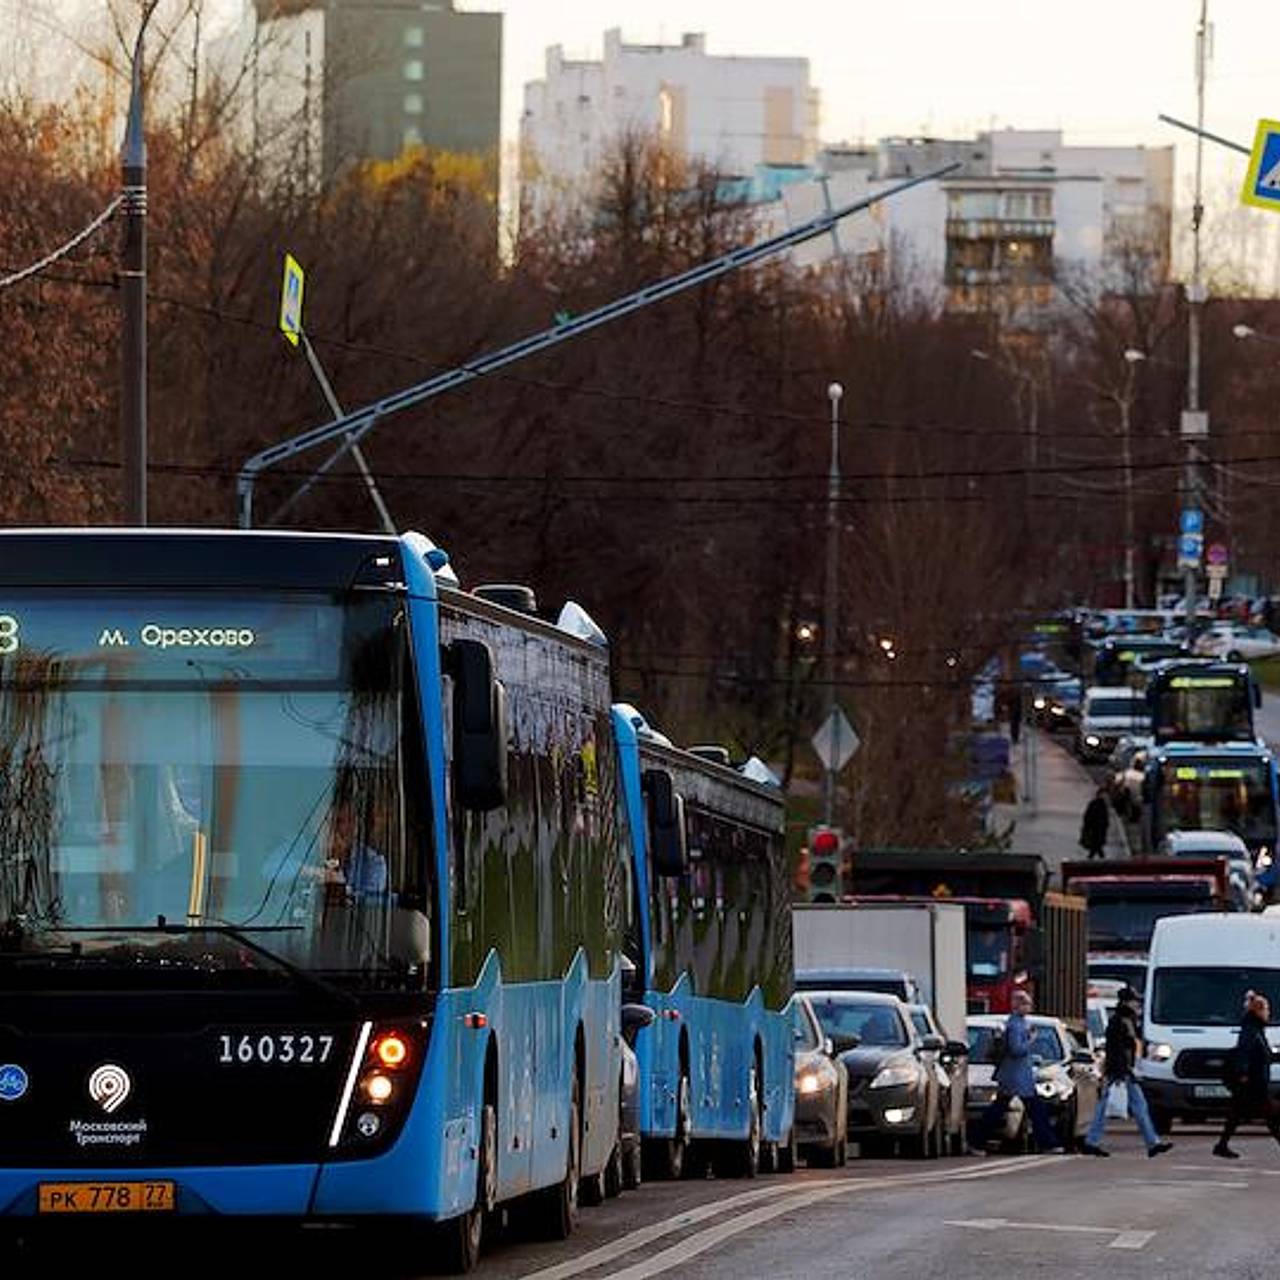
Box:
[20,1,1280,275]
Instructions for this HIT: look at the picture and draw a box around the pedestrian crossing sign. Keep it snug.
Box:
[279,253,305,347]
[1241,119,1280,212]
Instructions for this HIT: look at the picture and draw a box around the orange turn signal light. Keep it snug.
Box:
[375,1034,410,1069]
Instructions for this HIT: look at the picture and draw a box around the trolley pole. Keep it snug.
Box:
[822,381,844,827]
[120,13,151,526]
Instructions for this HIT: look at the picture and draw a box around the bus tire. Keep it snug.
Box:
[537,1063,582,1241]
[644,1069,690,1180]
[776,1127,797,1173]
[715,1060,761,1179]
[441,1100,496,1274]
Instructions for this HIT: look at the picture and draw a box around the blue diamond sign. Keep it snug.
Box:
[1242,119,1280,213]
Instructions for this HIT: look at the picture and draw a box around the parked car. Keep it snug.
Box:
[1156,828,1258,912]
[1076,686,1151,762]
[905,1003,969,1155]
[1106,735,1152,819]
[1194,623,1280,662]
[965,1014,1101,1151]
[795,967,924,1004]
[792,995,849,1167]
[610,998,656,1195]
[806,989,947,1158]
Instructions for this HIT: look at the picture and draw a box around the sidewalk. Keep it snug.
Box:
[991,728,1127,875]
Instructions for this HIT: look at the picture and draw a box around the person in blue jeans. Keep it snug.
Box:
[969,989,1065,1154]
[1080,986,1173,1158]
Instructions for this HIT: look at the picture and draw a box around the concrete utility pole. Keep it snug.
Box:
[1183,0,1211,630]
[120,7,154,526]
[822,381,844,827]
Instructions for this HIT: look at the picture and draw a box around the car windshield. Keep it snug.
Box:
[1087,1007,1107,1040]
[793,1003,821,1052]
[967,1023,1064,1064]
[1151,966,1280,1025]
[968,924,1008,978]
[808,997,907,1047]
[0,591,429,986]
[1088,698,1145,719]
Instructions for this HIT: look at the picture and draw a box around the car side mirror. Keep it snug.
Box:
[829,1032,860,1054]
[918,1033,945,1053]
[448,638,507,812]
[621,1002,656,1046]
[944,1039,969,1058]
[822,1036,835,1057]
[643,768,687,877]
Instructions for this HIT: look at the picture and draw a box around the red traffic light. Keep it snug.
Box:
[811,829,840,856]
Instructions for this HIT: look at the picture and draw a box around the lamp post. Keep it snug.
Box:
[822,381,844,827]
[1119,348,1146,610]
[121,5,157,526]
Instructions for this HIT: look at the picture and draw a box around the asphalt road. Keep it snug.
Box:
[8,1126,1280,1279]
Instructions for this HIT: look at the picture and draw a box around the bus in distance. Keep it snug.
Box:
[0,530,627,1272]
[1146,661,1259,744]
[612,706,794,1179]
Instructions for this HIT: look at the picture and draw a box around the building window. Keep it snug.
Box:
[404,25,423,48]
[404,124,423,148]
[404,92,423,115]
[1031,191,1052,218]
[404,59,424,82]
[1004,191,1029,219]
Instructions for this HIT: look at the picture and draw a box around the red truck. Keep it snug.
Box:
[1060,857,1231,962]
[845,850,1087,1028]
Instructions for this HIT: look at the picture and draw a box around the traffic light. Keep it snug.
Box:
[808,826,844,903]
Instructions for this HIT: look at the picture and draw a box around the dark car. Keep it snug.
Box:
[905,1003,969,1156]
[792,995,849,1167]
[806,989,946,1158]
[965,1014,1101,1152]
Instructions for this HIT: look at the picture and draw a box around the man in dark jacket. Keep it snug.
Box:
[1214,991,1280,1159]
[1080,988,1172,1158]
[1080,788,1109,859]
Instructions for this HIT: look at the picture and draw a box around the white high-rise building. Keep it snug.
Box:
[761,129,1175,316]
[520,28,819,221]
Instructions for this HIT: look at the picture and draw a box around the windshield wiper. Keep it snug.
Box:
[53,922,359,1012]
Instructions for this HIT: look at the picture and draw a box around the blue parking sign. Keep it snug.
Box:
[1241,119,1280,212]
[1179,508,1203,536]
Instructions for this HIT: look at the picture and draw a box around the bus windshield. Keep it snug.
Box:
[1152,676,1252,742]
[1156,760,1276,847]
[0,591,428,987]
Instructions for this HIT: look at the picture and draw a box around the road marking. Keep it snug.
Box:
[1174,1164,1280,1176]
[519,1156,1060,1280]
[1124,1178,1248,1189]
[945,1218,1153,1251]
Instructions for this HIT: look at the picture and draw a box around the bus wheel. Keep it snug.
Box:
[715,1062,761,1178]
[441,1101,495,1274]
[776,1127,797,1173]
[644,1070,690,1180]
[538,1067,582,1240]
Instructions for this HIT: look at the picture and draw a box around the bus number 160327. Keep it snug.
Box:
[217,1033,335,1066]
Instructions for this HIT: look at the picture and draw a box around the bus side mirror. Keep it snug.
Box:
[449,638,508,812]
[643,768,687,877]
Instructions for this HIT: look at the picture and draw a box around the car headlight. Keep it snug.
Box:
[1146,1041,1173,1062]
[870,1063,919,1090]
[1085,734,1101,747]
[797,1061,837,1095]
[1033,696,1047,710]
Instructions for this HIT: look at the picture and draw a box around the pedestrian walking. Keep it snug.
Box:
[1008,687,1023,745]
[1214,991,1280,1159]
[1080,787,1109,860]
[1079,987,1173,1158]
[968,990,1064,1155]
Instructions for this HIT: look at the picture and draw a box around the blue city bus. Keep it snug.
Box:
[1143,740,1280,867]
[0,531,626,1271]
[612,705,793,1178]
[1146,661,1260,744]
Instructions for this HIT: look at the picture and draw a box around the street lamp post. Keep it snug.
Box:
[121,6,156,526]
[1119,348,1146,610]
[822,381,843,827]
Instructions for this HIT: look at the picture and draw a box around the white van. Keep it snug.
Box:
[1136,914,1280,1131]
